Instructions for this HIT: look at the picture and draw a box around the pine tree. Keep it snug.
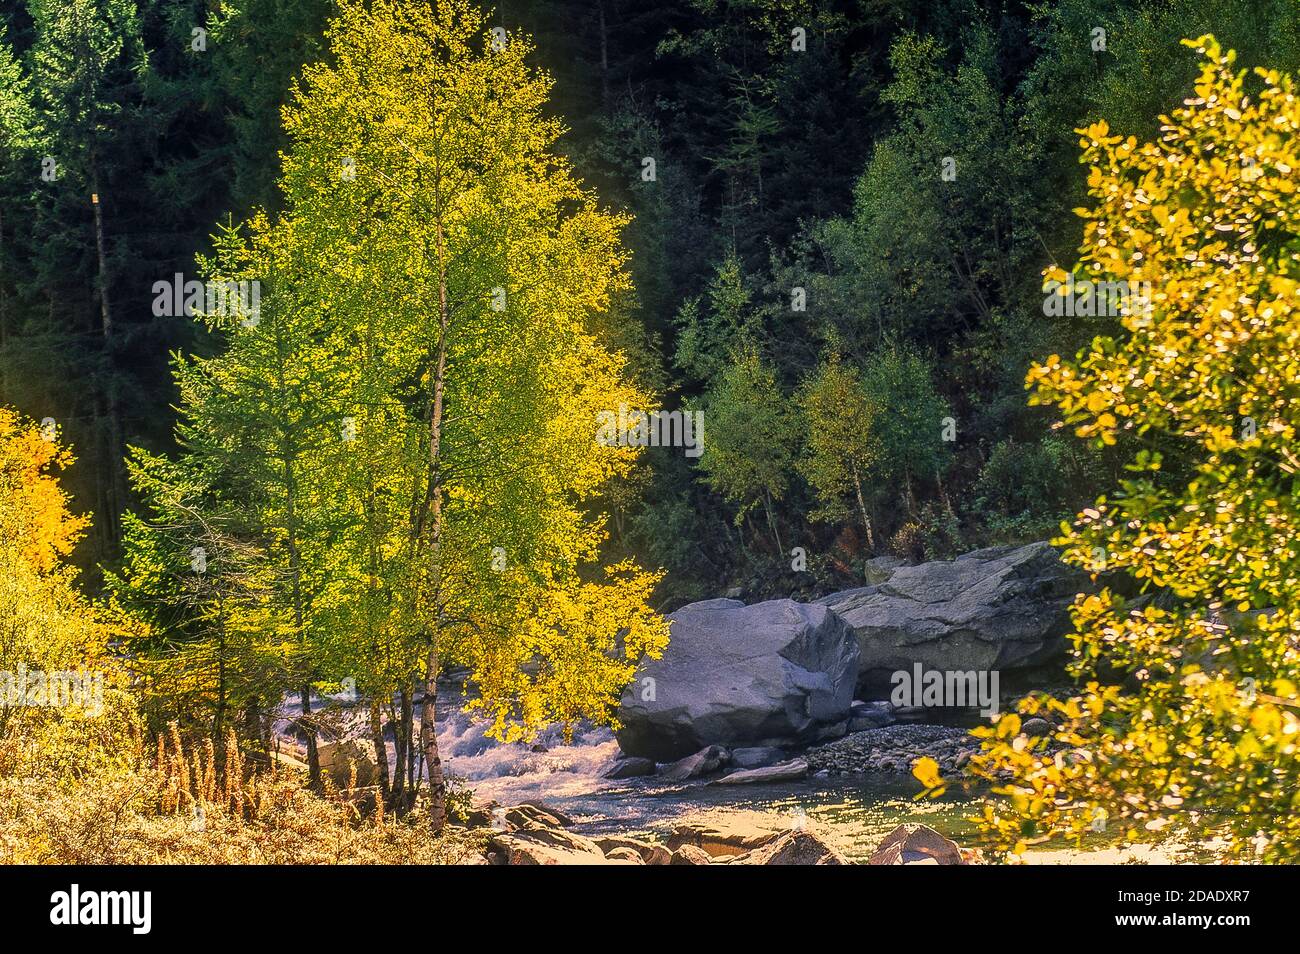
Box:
[24,0,148,547]
[106,449,285,760]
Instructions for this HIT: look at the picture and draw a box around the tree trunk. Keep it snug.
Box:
[0,205,7,396]
[597,0,610,111]
[937,465,953,515]
[851,461,875,551]
[391,689,407,807]
[763,492,783,555]
[244,698,266,752]
[420,645,445,830]
[90,168,112,339]
[215,593,227,767]
[370,697,389,798]
[411,178,452,830]
[90,169,124,545]
[403,687,416,800]
[299,686,319,791]
[103,381,124,543]
[270,305,320,790]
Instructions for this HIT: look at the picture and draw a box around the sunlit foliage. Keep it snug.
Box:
[952,37,1300,861]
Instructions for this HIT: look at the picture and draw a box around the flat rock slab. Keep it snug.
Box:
[601,756,657,779]
[666,818,785,857]
[713,758,809,785]
[488,828,610,865]
[730,745,788,769]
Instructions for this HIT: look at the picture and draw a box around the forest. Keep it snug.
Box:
[0,0,1297,868]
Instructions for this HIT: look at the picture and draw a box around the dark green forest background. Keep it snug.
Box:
[1,0,1296,606]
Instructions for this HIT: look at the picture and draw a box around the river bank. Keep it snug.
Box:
[270,541,1221,864]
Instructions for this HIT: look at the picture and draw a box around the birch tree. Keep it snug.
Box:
[269,0,668,827]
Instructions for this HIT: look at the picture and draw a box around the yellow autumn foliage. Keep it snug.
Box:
[958,37,1300,861]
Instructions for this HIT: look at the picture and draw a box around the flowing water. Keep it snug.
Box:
[288,690,1202,863]
[433,699,1202,863]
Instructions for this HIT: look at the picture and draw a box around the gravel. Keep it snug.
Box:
[805,724,976,776]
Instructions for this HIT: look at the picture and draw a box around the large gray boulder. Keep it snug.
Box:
[616,598,860,761]
[818,542,1085,694]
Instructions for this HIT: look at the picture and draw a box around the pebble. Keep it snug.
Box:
[805,724,973,776]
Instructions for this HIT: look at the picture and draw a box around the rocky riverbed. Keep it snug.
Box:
[471,800,978,865]
[270,542,1215,864]
[805,724,976,776]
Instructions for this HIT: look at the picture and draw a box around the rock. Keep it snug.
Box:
[594,835,671,865]
[819,542,1086,694]
[806,724,972,776]
[739,829,848,865]
[316,740,376,789]
[867,823,964,865]
[681,597,745,611]
[488,828,609,865]
[604,846,645,864]
[617,598,860,760]
[813,720,848,741]
[666,818,783,858]
[659,744,731,782]
[714,759,809,785]
[270,748,310,774]
[848,700,896,732]
[601,756,657,779]
[864,555,906,584]
[460,800,500,828]
[1022,717,1052,738]
[670,845,714,865]
[501,802,573,832]
[891,705,929,722]
[730,746,786,769]
[594,835,646,853]
[522,801,575,826]
[724,587,744,600]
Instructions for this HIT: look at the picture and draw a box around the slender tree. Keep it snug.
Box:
[797,353,881,549]
[246,0,667,828]
[697,345,796,552]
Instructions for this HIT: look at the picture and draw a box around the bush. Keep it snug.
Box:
[955,38,1300,861]
[972,436,1101,543]
[889,502,964,562]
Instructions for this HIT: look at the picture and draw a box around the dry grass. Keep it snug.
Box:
[0,724,484,865]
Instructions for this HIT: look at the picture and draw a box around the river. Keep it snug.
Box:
[434,697,1201,864]
[286,689,1203,863]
